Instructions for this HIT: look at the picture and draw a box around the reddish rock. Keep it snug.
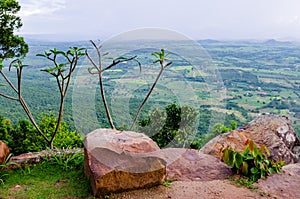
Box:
[157,148,233,181]
[0,141,10,165]
[256,163,300,199]
[8,148,82,169]
[201,115,300,164]
[84,129,166,197]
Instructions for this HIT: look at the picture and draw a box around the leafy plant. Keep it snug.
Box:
[221,139,285,182]
[228,176,257,189]
[139,103,199,148]
[0,153,17,184]
[46,150,84,171]
[162,179,174,188]
[1,113,83,155]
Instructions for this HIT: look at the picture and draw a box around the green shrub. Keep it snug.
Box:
[0,113,83,155]
[10,120,44,154]
[38,113,83,150]
[139,103,199,148]
[45,150,84,171]
[221,139,285,182]
[0,154,17,184]
[0,115,13,146]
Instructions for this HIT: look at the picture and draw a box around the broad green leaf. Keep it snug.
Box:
[114,56,128,61]
[36,53,45,57]
[244,154,254,160]
[240,161,249,175]
[228,150,236,167]
[250,167,258,174]
[249,139,254,151]
[13,63,19,69]
[41,67,58,74]
[222,148,229,163]
[56,50,66,55]
[260,145,270,156]
[235,152,243,168]
[264,159,270,165]
[58,63,68,68]
[268,167,274,174]
[151,52,160,58]
[243,146,250,155]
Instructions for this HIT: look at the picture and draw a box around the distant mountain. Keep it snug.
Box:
[263,39,293,45]
[197,39,221,44]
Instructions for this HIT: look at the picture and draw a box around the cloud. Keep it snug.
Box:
[19,0,66,17]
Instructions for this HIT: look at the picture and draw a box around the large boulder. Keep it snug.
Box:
[84,129,166,197]
[0,141,9,165]
[201,115,300,164]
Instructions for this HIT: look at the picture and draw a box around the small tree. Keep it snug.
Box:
[85,40,141,129]
[86,45,173,131]
[0,47,85,149]
[139,103,199,148]
[0,0,28,59]
[130,49,172,130]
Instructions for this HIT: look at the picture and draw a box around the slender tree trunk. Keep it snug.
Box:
[130,67,164,130]
[99,72,115,129]
[19,97,50,143]
[49,95,65,149]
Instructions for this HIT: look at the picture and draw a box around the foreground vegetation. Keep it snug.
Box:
[0,151,92,199]
[222,139,284,184]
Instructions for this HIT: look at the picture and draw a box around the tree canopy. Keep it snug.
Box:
[0,0,28,59]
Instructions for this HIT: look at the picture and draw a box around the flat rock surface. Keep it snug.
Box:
[256,163,300,199]
[110,180,272,199]
[155,148,233,181]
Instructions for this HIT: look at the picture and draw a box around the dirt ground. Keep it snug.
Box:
[109,180,274,199]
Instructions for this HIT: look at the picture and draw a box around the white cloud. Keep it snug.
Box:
[19,0,66,17]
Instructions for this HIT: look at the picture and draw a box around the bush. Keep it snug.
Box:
[221,139,285,182]
[0,115,13,146]
[139,103,199,148]
[0,113,83,155]
[38,113,83,150]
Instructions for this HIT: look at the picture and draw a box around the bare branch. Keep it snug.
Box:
[86,50,100,74]
[0,70,18,93]
[101,56,138,72]
[88,40,115,129]
[0,93,19,100]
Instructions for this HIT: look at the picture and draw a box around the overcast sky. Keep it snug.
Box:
[17,0,300,41]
